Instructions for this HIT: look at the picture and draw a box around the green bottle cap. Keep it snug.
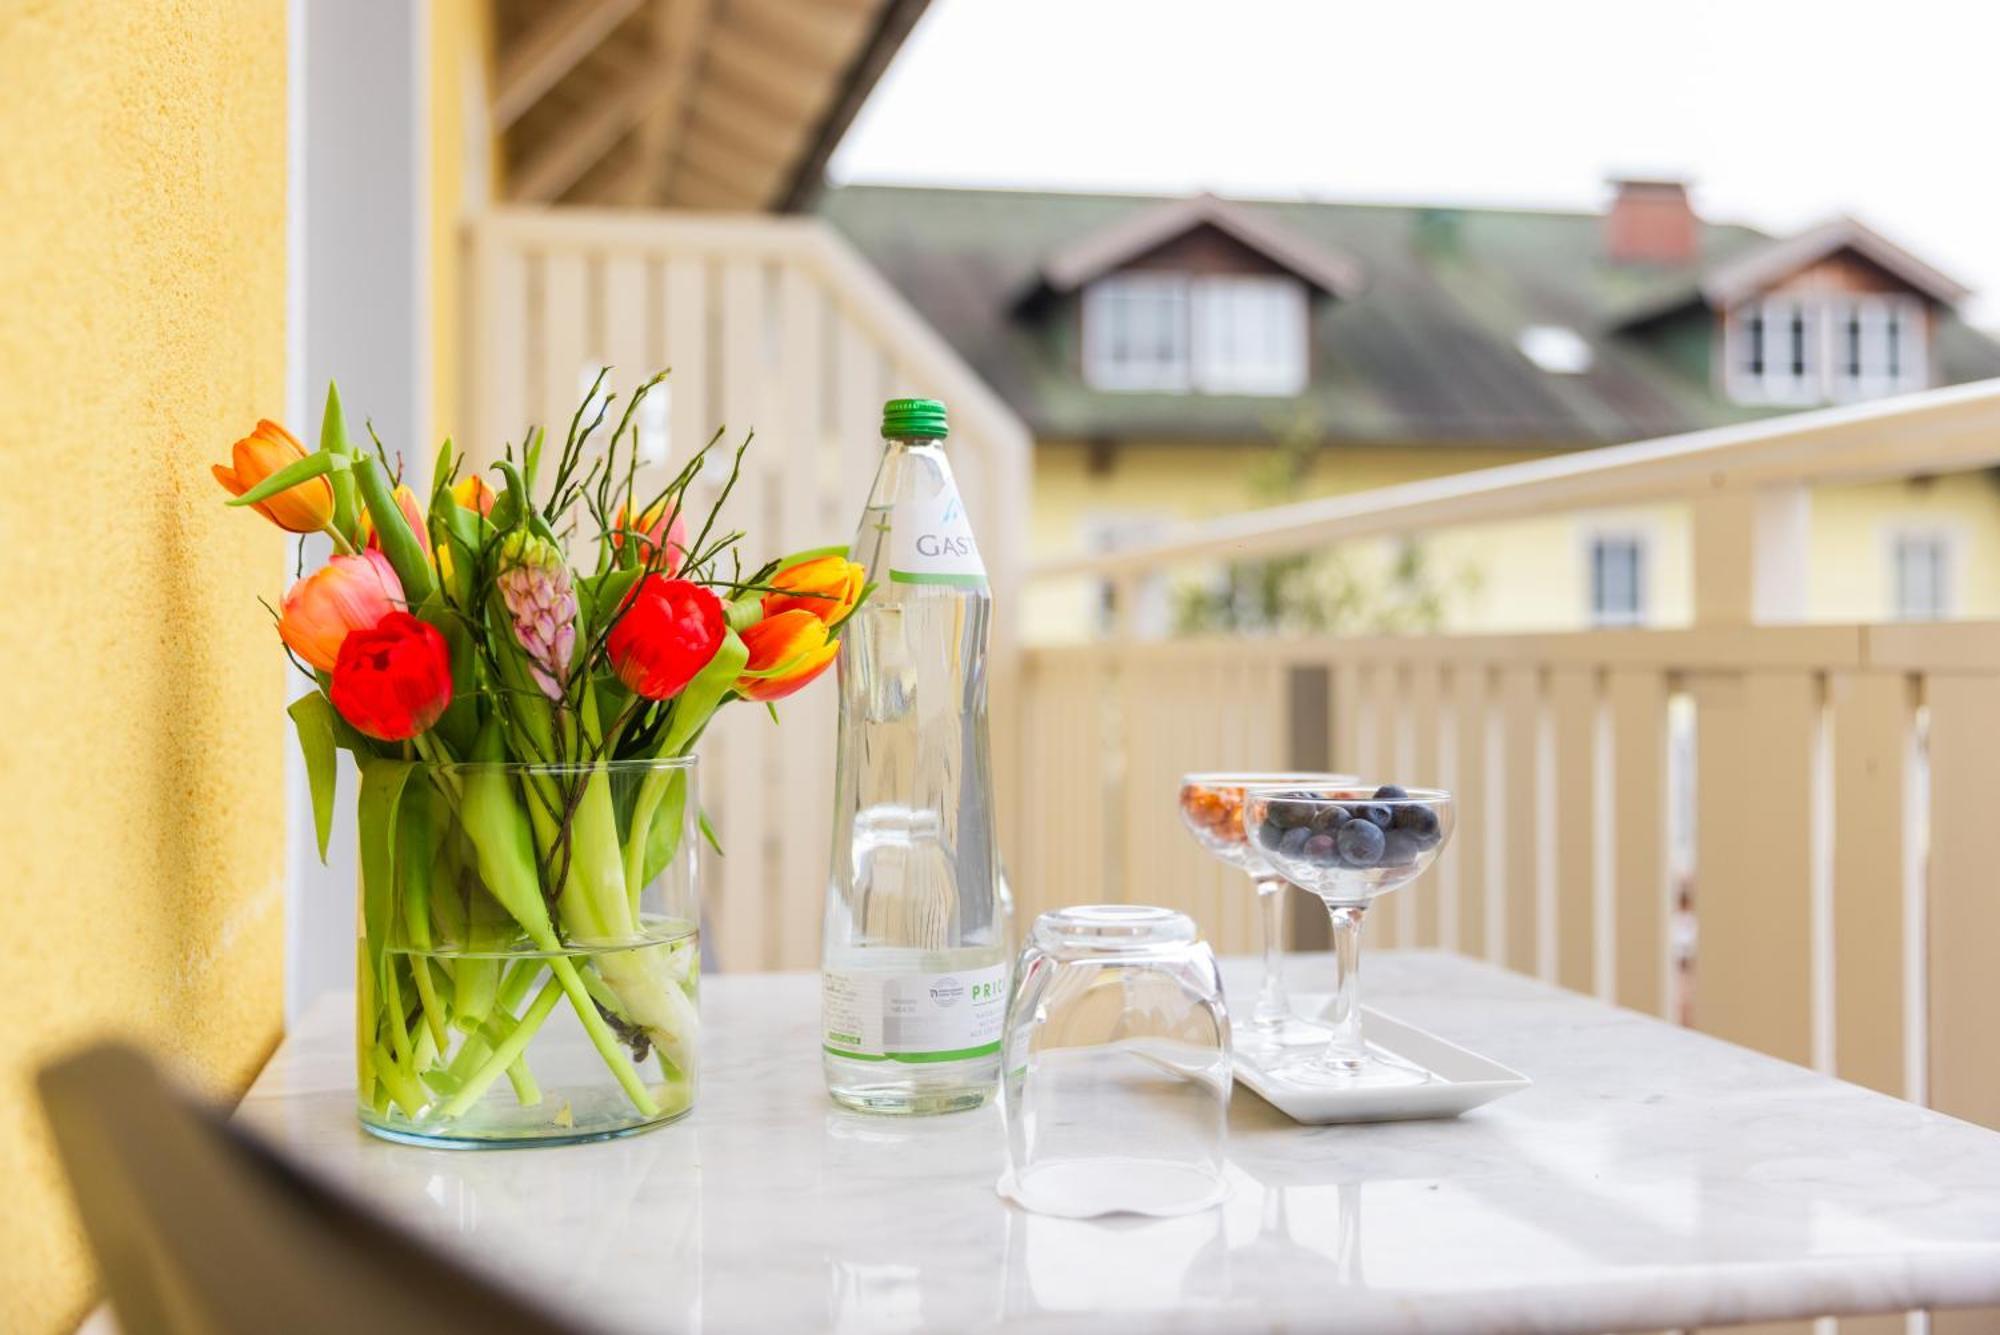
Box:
[881,397,949,441]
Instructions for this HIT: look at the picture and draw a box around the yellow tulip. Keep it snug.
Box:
[761,555,864,626]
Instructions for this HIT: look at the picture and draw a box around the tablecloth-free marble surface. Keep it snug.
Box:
[230,952,2000,1334]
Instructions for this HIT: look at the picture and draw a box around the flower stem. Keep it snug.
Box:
[548,956,659,1117]
[440,976,563,1118]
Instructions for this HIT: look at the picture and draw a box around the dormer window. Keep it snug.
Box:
[1724,293,1926,405]
[1084,273,1307,396]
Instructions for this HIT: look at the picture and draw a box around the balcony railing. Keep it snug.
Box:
[1019,380,2000,1133]
[465,207,1034,975]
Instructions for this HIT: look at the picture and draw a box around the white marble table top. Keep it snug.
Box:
[235,952,2000,1334]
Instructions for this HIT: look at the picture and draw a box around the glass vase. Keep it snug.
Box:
[356,756,701,1148]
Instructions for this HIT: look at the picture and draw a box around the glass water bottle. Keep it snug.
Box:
[821,398,1006,1114]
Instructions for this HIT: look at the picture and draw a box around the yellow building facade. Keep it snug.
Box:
[1025,439,2000,643]
[0,4,289,1329]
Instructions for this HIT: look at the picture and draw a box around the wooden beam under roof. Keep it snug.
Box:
[493,0,643,132]
[624,0,718,205]
[497,0,932,212]
[510,58,656,203]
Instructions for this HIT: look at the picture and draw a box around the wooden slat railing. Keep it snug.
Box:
[1023,382,2000,1163]
[464,207,1034,974]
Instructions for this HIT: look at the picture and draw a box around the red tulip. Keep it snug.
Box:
[736,609,838,703]
[608,577,724,701]
[329,612,453,741]
[277,550,404,672]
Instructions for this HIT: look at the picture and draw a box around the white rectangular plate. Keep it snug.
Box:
[1233,1002,1531,1124]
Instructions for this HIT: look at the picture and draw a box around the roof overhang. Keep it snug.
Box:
[1034,193,1365,300]
[1700,215,1971,308]
[496,0,930,211]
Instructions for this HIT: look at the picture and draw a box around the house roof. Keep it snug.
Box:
[1700,214,1972,307]
[819,184,2000,448]
[493,0,929,210]
[1035,193,1364,299]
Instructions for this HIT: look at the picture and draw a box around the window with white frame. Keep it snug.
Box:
[1724,294,1925,405]
[1191,276,1308,393]
[1082,274,1191,391]
[1890,529,1954,620]
[1084,273,1307,395]
[1587,532,1648,627]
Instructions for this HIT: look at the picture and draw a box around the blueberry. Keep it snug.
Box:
[1302,833,1339,865]
[1373,784,1409,800]
[1309,805,1349,834]
[1382,828,1423,866]
[1278,825,1312,858]
[1393,805,1440,841]
[1268,797,1316,827]
[1354,803,1393,830]
[1336,819,1385,867]
[1257,819,1285,848]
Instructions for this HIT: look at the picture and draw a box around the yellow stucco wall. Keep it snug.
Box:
[429,0,501,446]
[0,4,289,1330]
[1026,438,1998,640]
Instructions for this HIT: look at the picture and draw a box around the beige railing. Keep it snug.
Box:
[464,207,1033,974]
[1020,380,2000,1138]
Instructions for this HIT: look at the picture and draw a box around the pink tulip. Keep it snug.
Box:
[277,550,404,673]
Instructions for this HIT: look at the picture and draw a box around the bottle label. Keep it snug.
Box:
[887,474,987,588]
[822,964,1007,1063]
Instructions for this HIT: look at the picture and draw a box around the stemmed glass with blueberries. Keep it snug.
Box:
[1242,784,1453,1088]
[1177,771,1356,1057]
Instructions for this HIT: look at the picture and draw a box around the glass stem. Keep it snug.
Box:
[1317,902,1369,1072]
[1250,873,1292,1028]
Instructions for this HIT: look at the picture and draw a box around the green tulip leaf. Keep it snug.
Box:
[224,448,347,508]
[357,757,415,996]
[660,627,749,758]
[352,455,435,605]
[319,381,360,538]
[640,768,689,888]
[287,692,339,863]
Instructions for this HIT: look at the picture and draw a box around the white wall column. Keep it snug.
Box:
[285,0,432,1020]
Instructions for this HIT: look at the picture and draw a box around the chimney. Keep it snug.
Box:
[1604,177,1697,266]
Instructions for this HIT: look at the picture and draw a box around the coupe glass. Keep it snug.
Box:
[1177,771,1355,1055]
[1242,784,1454,1089]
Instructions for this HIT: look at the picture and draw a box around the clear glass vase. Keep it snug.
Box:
[356,756,701,1148]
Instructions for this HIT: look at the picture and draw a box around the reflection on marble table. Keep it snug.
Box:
[233,952,2000,1334]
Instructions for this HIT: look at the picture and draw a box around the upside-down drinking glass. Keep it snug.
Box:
[1000,905,1232,1218]
[1242,784,1454,1089]
[1178,772,1356,1054]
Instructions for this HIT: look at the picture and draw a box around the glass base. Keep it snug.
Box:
[1234,1012,1334,1058]
[827,1085,993,1116]
[1275,1046,1433,1090]
[360,1100,689,1149]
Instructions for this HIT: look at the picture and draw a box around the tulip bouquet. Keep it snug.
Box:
[218,371,864,1143]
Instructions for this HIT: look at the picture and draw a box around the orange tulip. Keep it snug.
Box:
[356,484,432,557]
[736,609,838,703]
[761,555,864,626]
[613,500,689,576]
[212,419,335,534]
[451,475,496,517]
[278,550,405,672]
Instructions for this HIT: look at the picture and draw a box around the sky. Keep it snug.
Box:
[831,0,2000,322]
